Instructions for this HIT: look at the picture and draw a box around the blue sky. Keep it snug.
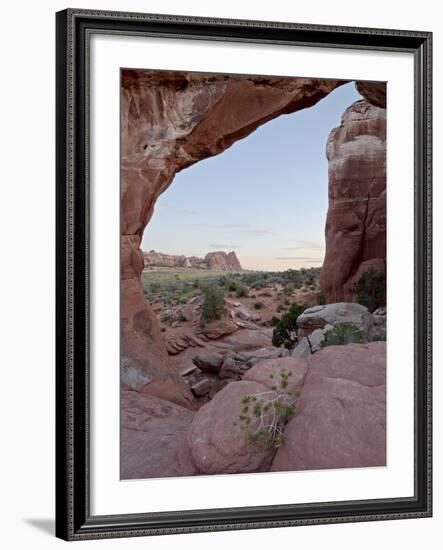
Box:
[141,81,363,271]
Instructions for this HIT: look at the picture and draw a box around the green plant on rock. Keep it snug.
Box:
[200,284,226,325]
[253,301,264,310]
[272,302,306,348]
[320,322,365,348]
[356,267,386,313]
[238,367,298,452]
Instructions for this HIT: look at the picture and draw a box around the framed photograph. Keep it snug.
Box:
[55,8,432,541]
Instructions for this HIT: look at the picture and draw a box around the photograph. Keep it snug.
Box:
[120,68,387,480]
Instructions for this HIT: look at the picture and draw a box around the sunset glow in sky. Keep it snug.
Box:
[141,81,363,271]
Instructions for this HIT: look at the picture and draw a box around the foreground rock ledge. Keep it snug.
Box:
[271,342,386,471]
[186,342,385,475]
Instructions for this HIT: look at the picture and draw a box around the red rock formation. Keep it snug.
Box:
[187,380,275,474]
[356,81,386,109]
[143,249,242,271]
[320,96,386,303]
[120,389,197,479]
[271,342,386,472]
[204,250,242,271]
[121,69,346,402]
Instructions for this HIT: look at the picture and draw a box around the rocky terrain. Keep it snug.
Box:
[121,290,386,478]
[120,70,387,479]
[143,249,242,271]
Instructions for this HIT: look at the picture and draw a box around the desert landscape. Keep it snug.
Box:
[120,69,387,480]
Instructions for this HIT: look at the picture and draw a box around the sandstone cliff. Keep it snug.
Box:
[320,97,386,303]
[143,250,242,271]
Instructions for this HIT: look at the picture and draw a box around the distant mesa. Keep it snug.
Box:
[143,250,242,271]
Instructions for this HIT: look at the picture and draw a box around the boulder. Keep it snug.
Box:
[291,337,311,358]
[121,390,195,479]
[223,328,273,351]
[271,342,386,472]
[296,303,373,337]
[192,351,225,373]
[306,324,334,353]
[187,381,274,474]
[190,378,211,397]
[201,318,238,340]
[243,357,309,390]
[236,307,261,322]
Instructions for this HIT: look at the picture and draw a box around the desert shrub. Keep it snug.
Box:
[250,281,266,290]
[283,284,294,296]
[357,267,386,312]
[320,322,365,348]
[238,366,297,452]
[200,284,226,325]
[253,301,264,310]
[260,291,272,297]
[283,339,293,350]
[236,283,249,298]
[372,330,387,342]
[270,316,280,327]
[178,312,188,322]
[227,280,238,292]
[283,298,290,306]
[317,289,326,305]
[272,303,306,348]
[150,282,161,294]
[276,303,286,313]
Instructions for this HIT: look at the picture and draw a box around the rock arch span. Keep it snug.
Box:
[120,69,386,406]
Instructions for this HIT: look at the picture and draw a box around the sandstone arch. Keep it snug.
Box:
[120,69,386,406]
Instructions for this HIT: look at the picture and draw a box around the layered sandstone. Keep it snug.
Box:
[143,249,242,271]
[320,97,386,303]
[121,69,347,401]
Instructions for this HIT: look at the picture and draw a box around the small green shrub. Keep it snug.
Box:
[320,322,365,348]
[270,316,280,327]
[357,267,386,313]
[253,301,264,310]
[200,284,226,325]
[272,303,306,348]
[178,312,188,322]
[237,366,297,452]
[236,284,249,298]
[317,290,326,305]
[283,285,294,296]
[227,280,238,292]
